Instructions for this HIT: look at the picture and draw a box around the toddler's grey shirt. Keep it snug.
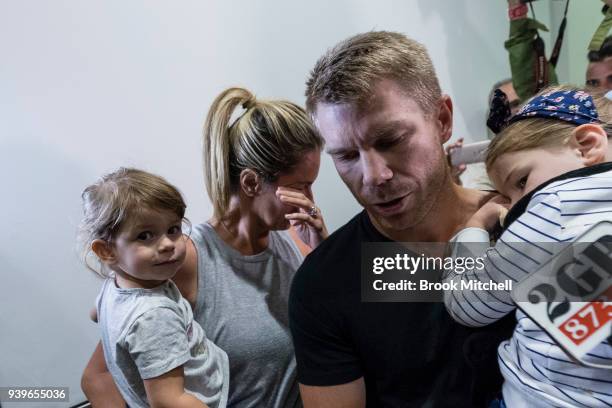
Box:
[96,278,229,408]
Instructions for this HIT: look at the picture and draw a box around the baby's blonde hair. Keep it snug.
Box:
[203,87,323,218]
[589,86,612,124]
[79,167,186,277]
[486,85,612,172]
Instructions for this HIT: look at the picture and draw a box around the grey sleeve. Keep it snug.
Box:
[124,307,191,380]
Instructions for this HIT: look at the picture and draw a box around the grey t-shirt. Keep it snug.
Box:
[96,278,229,408]
[191,223,303,408]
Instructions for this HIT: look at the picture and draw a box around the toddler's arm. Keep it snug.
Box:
[125,306,213,407]
[443,197,518,327]
[144,365,208,408]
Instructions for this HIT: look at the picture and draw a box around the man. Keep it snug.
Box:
[587,35,612,90]
[289,31,515,407]
[587,0,612,90]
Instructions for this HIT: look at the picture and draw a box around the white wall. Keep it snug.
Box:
[0,0,576,405]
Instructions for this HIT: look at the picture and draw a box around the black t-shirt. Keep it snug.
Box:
[289,211,516,407]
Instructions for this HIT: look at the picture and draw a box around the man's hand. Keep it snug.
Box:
[466,194,510,232]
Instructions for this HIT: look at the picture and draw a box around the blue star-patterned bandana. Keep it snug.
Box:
[509,89,600,126]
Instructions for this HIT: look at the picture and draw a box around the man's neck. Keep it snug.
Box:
[369,183,490,242]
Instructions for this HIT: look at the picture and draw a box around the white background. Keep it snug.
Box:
[0,0,600,405]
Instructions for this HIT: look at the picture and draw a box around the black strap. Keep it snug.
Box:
[550,0,570,67]
[528,1,570,93]
[529,2,549,94]
[533,35,549,94]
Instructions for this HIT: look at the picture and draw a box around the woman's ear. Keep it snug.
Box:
[239,169,262,197]
[91,239,117,265]
[571,124,608,166]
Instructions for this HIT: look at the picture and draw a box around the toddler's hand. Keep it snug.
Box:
[89,307,98,323]
[445,137,466,185]
[466,194,510,232]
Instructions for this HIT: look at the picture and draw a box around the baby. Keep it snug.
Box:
[80,167,229,408]
[444,86,612,407]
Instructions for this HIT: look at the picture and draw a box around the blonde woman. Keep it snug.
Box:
[82,87,327,407]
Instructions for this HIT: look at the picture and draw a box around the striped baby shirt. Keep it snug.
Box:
[444,166,612,408]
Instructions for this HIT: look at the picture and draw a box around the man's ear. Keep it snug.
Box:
[91,239,117,265]
[239,169,262,197]
[570,124,608,166]
[436,94,453,144]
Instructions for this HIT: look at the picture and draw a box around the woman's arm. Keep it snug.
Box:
[81,342,126,407]
[288,227,313,257]
[277,187,329,249]
[172,237,199,308]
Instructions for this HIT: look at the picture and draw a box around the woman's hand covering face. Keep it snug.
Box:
[276,186,328,248]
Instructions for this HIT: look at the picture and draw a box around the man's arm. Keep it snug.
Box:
[289,254,366,407]
[299,378,365,408]
[81,342,126,407]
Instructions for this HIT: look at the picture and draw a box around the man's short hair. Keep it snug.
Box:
[305,31,442,116]
[588,35,612,62]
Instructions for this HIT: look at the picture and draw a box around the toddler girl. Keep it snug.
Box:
[80,167,229,408]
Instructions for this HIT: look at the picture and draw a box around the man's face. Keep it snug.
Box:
[586,57,612,91]
[313,79,451,232]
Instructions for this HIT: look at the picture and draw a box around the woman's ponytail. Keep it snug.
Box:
[203,87,255,217]
[203,86,323,218]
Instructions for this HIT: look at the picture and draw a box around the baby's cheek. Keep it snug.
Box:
[136,247,155,261]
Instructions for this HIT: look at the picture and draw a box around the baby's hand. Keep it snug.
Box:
[89,307,98,323]
[466,194,510,232]
[445,137,466,185]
